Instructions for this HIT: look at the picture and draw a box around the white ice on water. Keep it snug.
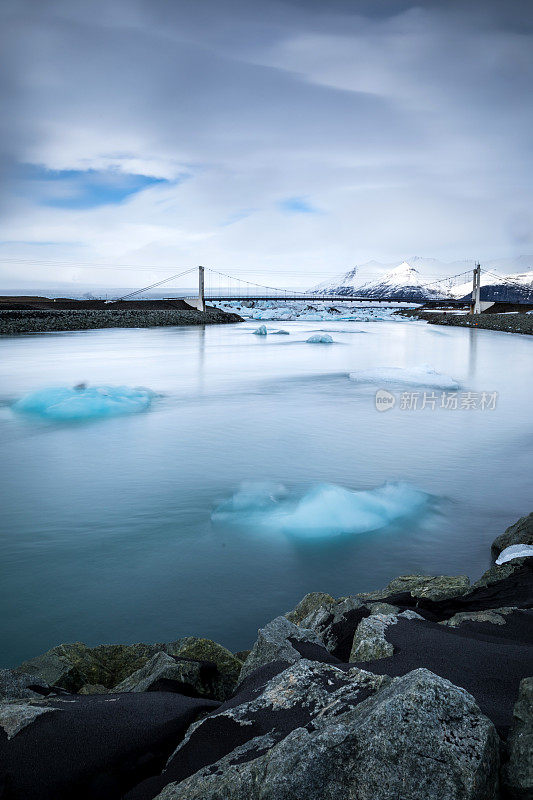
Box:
[13,385,155,421]
[495,544,533,564]
[307,334,334,344]
[349,365,460,390]
[212,481,430,538]
[253,325,268,335]
[217,300,405,322]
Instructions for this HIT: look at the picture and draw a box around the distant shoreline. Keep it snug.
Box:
[396,308,533,336]
[0,305,244,335]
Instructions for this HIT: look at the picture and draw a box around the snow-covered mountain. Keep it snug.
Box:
[450,271,533,302]
[314,260,446,301]
[313,257,533,303]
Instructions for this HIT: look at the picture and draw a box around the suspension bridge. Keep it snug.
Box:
[116,263,525,313]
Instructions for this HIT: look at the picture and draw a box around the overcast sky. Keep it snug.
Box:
[1,0,532,290]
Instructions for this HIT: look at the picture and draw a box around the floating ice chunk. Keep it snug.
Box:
[306,334,334,344]
[495,544,533,565]
[253,325,268,336]
[13,385,155,421]
[349,365,460,390]
[212,481,430,538]
[271,330,290,335]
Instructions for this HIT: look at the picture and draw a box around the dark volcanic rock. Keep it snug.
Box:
[152,668,499,800]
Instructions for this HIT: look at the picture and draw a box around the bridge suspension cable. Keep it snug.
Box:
[116,267,198,301]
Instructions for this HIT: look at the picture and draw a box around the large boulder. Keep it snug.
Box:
[502,676,533,799]
[238,617,324,683]
[153,668,499,800]
[492,513,533,559]
[126,659,391,799]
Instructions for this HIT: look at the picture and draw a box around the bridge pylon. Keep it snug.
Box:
[198,265,205,312]
[470,262,481,314]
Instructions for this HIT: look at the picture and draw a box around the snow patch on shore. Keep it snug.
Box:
[212,481,430,538]
[13,385,155,421]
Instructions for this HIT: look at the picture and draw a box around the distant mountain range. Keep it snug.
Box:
[313,256,533,303]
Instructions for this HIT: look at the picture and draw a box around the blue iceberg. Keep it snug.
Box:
[306,334,333,344]
[13,385,155,421]
[253,325,268,336]
[212,481,430,538]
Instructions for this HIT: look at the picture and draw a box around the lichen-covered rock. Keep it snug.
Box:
[285,592,335,625]
[492,513,533,559]
[15,637,241,698]
[78,683,107,695]
[360,573,470,602]
[503,676,533,799]
[366,601,400,615]
[15,641,175,691]
[441,607,517,627]
[0,669,48,700]
[154,668,499,800]
[350,610,423,662]
[238,617,323,683]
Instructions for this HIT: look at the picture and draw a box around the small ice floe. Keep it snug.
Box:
[12,385,155,421]
[271,330,290,335]
[306,334,334,344]
[349,365,460,390]
[212,480,430,538]
[495,544,533,565]
[253,325,268,336]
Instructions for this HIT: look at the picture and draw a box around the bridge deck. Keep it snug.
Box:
[204,295,470,305]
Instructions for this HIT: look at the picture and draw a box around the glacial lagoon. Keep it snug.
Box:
[0,315,531,666]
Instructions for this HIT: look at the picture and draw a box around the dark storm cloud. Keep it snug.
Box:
[0,0,532,282]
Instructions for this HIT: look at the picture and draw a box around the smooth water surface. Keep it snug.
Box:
[1,318,532,666]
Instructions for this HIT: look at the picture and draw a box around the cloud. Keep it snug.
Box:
[0,0,532,289]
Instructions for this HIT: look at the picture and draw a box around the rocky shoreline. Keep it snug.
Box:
[1,513,532,799]
[0,307,243,335]
[396,308,533,335]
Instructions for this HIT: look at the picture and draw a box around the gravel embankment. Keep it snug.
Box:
[0,308,244,335]
[397,309,533,335]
